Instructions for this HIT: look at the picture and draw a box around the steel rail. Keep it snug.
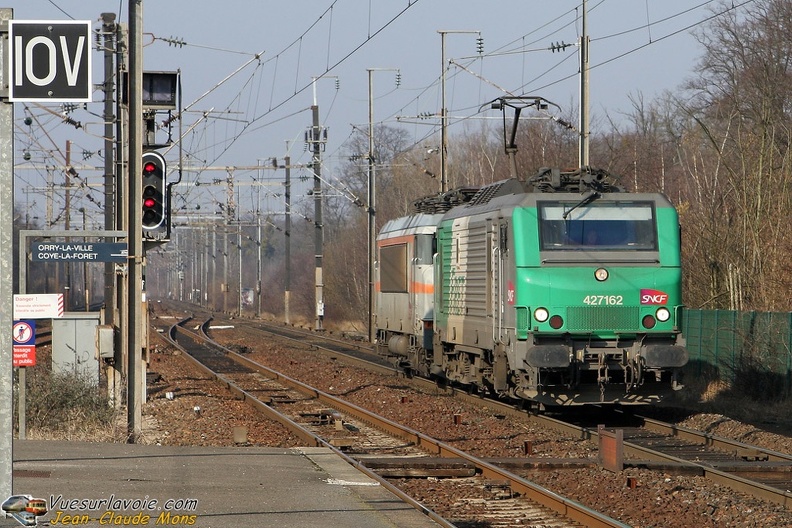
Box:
[216,315,792,510]
[634,414,792,463]
[161,319,458,528]
[191,318,628,528]
[513,411,792,508]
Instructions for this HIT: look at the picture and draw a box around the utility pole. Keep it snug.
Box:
[235,185,242,316]
[0,6,14,501]
[438,30,480,193]
[115,16,128,410]
[223,225,229,313]
[579,0,590,169]
[307,80,327,331]
[221,171,235,313]
[81,208,89,310]
[255,180,262,318]
[127,0,144,442]
[202,231,208,306]
[284,155,291,325]
[65,141,72,229]
[312,104,324,330]
[367,69,376,343]
[237,222,242,316]
[64,140,72,310]
[101,11,117,324]
[439,31,448,193]
[211,224,217,310]
[100,12,123,406]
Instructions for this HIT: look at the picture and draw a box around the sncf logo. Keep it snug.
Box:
[640,289,669,305]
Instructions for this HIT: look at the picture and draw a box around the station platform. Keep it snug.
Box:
[3,440,441,528]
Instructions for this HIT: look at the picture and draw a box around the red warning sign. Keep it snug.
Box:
[13,320,36,367]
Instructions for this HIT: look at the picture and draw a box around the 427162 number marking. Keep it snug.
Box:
[583,295,623,306]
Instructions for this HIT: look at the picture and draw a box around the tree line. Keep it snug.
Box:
[309,0,792,327]
[136,0,791,329]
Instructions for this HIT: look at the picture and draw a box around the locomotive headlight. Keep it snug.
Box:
[656,307,671,322]
[534,307,549,323]
[594,268,609,281]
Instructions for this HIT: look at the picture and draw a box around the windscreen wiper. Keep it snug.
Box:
[562,191,600,219]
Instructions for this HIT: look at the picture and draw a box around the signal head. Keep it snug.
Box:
[141,151,167,232]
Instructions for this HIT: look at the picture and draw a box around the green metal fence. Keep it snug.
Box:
[683,309,792,397]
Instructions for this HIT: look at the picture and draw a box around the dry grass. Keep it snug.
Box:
[18,354,123,442]
[24,414,126,442]
[676,374,792,432]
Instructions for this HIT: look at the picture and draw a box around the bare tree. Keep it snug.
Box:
[679,0,792,310]
[322,124,413,324]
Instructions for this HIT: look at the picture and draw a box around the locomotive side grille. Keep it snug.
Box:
[567,306,638,332]
[516,307,529,334]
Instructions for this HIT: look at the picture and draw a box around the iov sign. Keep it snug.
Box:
[9,20,92,102]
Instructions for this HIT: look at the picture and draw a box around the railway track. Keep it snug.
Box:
[597,413,792,506]
[200,312,792,511]
[159,316,628,528]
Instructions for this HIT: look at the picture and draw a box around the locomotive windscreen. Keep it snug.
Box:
[538,201,657,251]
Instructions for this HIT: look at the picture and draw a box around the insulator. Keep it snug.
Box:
[476,36,484,54]
[395,72,402,87]
[63,116,81,128]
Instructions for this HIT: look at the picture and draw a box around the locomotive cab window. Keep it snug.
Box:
[380,243,408,293]
[414,234,434,264]
[538,201,657,251]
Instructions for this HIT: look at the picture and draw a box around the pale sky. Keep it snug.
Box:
[11,0,734,221]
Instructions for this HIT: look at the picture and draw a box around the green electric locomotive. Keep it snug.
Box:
[431,168,687,405]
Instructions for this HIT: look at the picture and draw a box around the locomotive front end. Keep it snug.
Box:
[510,192,688,404]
